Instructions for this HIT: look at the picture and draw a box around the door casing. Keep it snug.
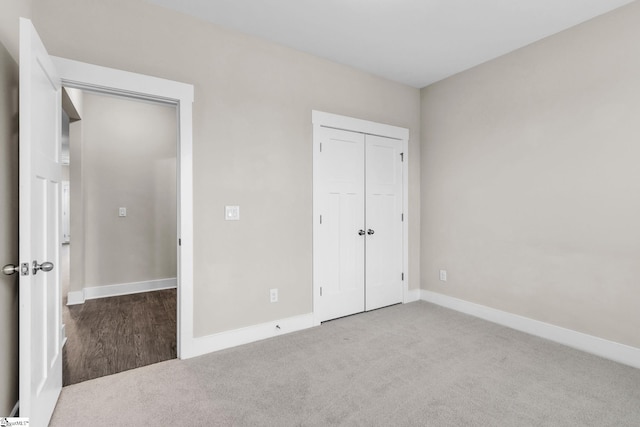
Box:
[51,57,197,358]
[312,110,409,325]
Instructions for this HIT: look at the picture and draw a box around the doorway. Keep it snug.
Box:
[50,55,196,360]
[312,111,410,324]
[60,89,178,384]
[18,19,194,423]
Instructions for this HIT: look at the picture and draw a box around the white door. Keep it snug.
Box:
[364,135,403,310]
[314,126,365,322]
[19,18,63,426]
[314,127,404,322]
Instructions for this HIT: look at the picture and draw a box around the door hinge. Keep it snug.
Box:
[320,142,322,152]
[320,287,323,296]
[320,215,322,224]
[401,213,404,222]
[401,272,404,281]
[179,238,182,246]
[400,152,404,162]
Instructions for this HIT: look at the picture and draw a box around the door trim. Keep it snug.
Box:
[311,110,410,325]
[51,57,196,358]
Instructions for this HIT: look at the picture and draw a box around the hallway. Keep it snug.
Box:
[61,245,177,385]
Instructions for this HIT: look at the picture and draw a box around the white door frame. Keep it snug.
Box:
[312,110,410,325]
[51,57,196,358]
[61,180,70,243]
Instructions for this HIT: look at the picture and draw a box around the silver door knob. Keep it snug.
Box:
[2,264,19,275]
[32,260,54,275]
[367,229,375,235]
[358,229,366,236]
[2,263,29,276]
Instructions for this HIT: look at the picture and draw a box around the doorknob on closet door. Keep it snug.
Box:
[367,229,375,235]
[358,229,366,236]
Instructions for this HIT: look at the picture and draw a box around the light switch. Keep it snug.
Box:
[119,207,127,217]
[225,205,240,221]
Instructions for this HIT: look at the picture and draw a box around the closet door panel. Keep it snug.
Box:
[365,135,403,310]
[314,127,365,321]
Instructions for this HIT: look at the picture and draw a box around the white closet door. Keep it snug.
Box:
[314,126,366,322]
[365,134,403,310]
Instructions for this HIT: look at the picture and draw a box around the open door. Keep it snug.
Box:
[19,18,63,425]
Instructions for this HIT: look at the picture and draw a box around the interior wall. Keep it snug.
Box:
[31,0,421,336]
[0,0,31,62]
[77,92,177,288]
[0,38,20,417]
[421,1,640,348]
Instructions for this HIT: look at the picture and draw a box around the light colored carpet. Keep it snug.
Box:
[50,301,640,426]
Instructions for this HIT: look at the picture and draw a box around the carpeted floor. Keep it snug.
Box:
[50,301,640,426]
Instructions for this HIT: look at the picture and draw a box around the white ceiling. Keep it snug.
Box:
[147,0,635,88]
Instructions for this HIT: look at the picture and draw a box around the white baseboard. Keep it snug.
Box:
[10,400,19,417]
[67,290,85,305]
[184,313,315,359]
[66,277,177,305]
[421,290,640,370]
[404,288,421,303]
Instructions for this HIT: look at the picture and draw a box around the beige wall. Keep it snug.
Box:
[31,0,421,336]
[74,92,177,289]
[0,0,31,62]
[421,2,640,348]
[0,36,19,417]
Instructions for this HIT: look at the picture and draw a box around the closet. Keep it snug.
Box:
[313,112,407,323]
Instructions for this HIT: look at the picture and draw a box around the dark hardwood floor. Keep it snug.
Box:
[63,289,177,386]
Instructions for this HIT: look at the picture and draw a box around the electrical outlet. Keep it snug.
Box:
[439,270,447,282]
[270,288,278,303]
[118,207,127,217]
